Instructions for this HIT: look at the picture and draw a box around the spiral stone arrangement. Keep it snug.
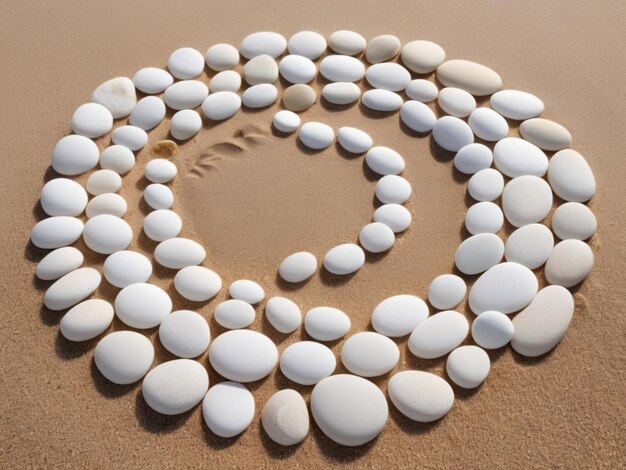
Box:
[31,30,596,447]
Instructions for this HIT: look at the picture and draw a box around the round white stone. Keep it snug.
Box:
[202,382,254,438]
[280,341,336,385]
[94,331,154,384]
[365,34,401,63]
[545,239,594,288]
[365,63,411,92]
[446,345,490,389]
[129,96,166,131]
[400,100,437,133]
[428,274,467,310]
[142,359,209,415]
[437,59,502,96]
[322,82,361,105]
[273,110,301,133]
[401,40,446,74]
[205,43,239,71]
[288,31,327,59]
[86,169,122,196]
[468,107,509,141]
[265,296,302,334]
[170,109,202,140]
[133,67,174,94]
[504,223,554,269]
[361,89,403,112]
[30,216,84,249]
[82,214,132,254]
[214,299,256,329]
[337,127,373,154]
[371,295,429,337]
[163,80,208,110]
[469,262,538,314]
[154,238,206,269]
[328,30,366,56]
[71,103,113,138]
[36,246,84,281]
[465,202,504,235]
[144,183,174,210]
[145,159,177,184]
[405,79,439,102]
[408,310,469,359]
[209,70,241,93]
[51,135,99,176]
[471,310,514,349]
[279,251,317,283]
[388,371,454,422]
[319,55,365,82]
[242,55,278,85]
[493,137,548,178]
[365,146,405,176]
[304,307,351,341]
[174,266,222,302]
[468,168,504,202]
[341,332,399,377]
[438,87,476,117]
[490,89,544,120]
[241,83,278,108]
[299,122,335,150]
[375,175,412,204]
[240,32,286,59]
[209,330,278,382]
[111,125,148,151]
[202,91,241,120]
[168,47,205,79]
[86,193,127,218]
[59,298,114,342]
[103,250,152,288]
[229,279,265,304]
[43,267,101,311]
[262,389,309,446]
[40,178,88,217]
[91,77,136,119]
[547,149,596,203]
[279,54,317,84]
[502,175,553,227]
[432,116,474,152]
[159,310,210,358]
[552,202,597,240]
[143,209,182,242]
[373,204,412,233]
[115,283,172,329]
[454,143,493,175]
[323,243,365,275]
[99,145,135,174]
[359,222,395,253]
[520,118,572,151]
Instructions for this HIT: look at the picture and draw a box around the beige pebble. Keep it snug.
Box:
[149,140,177,159]
[282,84,317,112]
[545,239,594,287]
[520,118,572,151]
[243,55,278,85]
[365,34,401,64]
[401,40,446,74]
[437,59,502,96]
[261,389,309,446]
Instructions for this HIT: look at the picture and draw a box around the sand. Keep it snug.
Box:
[1,0,625,468]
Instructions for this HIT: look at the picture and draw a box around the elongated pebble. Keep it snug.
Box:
[40,178,88,217]
[428,274,466,310]
[214,299,256,329]
[112,125,148,151]
[133,67,174,94]
[240,32,286,59]
[437,59,502,96]
[299,122,335,149]
[490,90,544,120]
[375,175,411,204]
[304,307,350,341]
[115,283,171,329]
[504,223,554,269]
[44,267,101,311]
[337,127,373,154]
[280,341,336,385]
[154,238,206,269]
[209,330,278,382]
[129,96,166,131]
[242,83,278,108]
[159,310,210,358]
[468,107,509,141]
[472,310,514,349]
[203,382,255,438]
[502,175,553,227]
[282,84,316,112]
[170,109,202,140]
[51,135,99,176]
[400,100,436,133]
[405,79,438,102]
[401,40,446,73]
[328,30,366,55]
[100,145,135,174]
[468,168,504,202]
[36,246,84,281]
[359,222,395,253]
[243,55,278,85]
[31,216,84,249]
[388,371,454,422]
[205,43,239,71]
[168,47,205,79]
[229,279,264,304]
[103,250,152,288]
[265,296,302,333]
[86,169,121,196]
[144,183,174,210]
[262,389,309,446]
[279,251,316,283]
[520,118,572,151]
[202,92,241,120]
[279,54,317,84]
[209,70,241,92]
[163,80,208,110]
[465,201,504,235]
[545,239,593,287]
[552,203,597,240]
[288,31,327,59]
[341,332,399,377]
[174,266,221,302]
[145,159,177,184]
[547,149,596,202]
[323,243,365,275]
[373,204,411,232]
[469,262,538,314]
[320,55,365,82]
[94,331,154,384]
[365,34,400,63]
[91,77,136,119]
[365,146,405,176]
[273,110,301,133]
[408,310,469,359]
[365,63,411,92]
[446,345,490,389]
[71,103,113,138]
[83,214,132,254]
[361,89,403,112]
[59,298,114,342]
[438,87,476,117]
[322,82,361,105]
[493,137,548,178]
[371,295,428,337]
[432,116,474,152]
[454,143,492,175]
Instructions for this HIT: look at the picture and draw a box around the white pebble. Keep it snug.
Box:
[86,193,127,218]
[229,279,265,304]
[278,251,316,283]
[388,371,454,422]
[453,143,493,175]
[279,54,317,83]
[437,59,502,96]
[468,168,504,202]
[144,183,174,210]
[322,82,361,105]
[209,70,241,92]
[520,118,572,151]
[545,239,594,288]
[446,345,490,388]
[94,331,154,384]
[243,55,278,85]
[214,299,256,329]
[319,55,365,82]
[159,310,210,358]
[40,178,88,217]
[209,330,278,382]
[468,107,509,141]
[133,67,173,94]
[504,223,554,269]
[401,40,446,73]
[205,43,239,71]
[373,204,412,232]
[365,146,405,175]
[375,175,412,204]
[280,341,336,385]
[359,222,395,253]
[99,145,135,174]
[115,282,172,329]
[287,31,327,59]
[299,122,335,149]
[547,149,596,203]
[168,47,205,79]
[408,310,469,359]
[240,32,286,59]
[43,267,101,311]
[361,89,403,112]
[400,100,436,133]
[51,135,99,176]
[341,332,399,377]
[323,243,365,275]
[262,389,309,446]
[432,116,474,152]
[30,216,83,249]
[490,89,544,120]
[437,87,476,117]
[469,262,538,314]
[242,83,278,108]
[273,110,301,133]
[60,299,114,342]
[145,159,177,184]
[170,109,202,140]
[103,250,152,288]
[202,91,241,120]
[502,175,553,227]
[365,34,401,63]
[202,382,254,438]
[365,62,411,92]
[493,137,548,178]
[265,296,302,334]
[304,307,350,341]
[143,209,182,241]
[112,125,148,151]
[36,246,84,281]
[465,201,504,235]
[428,274,466,310]
[91,77,136,119]
[163,80,208,110]
[154,238,206,269]
[371,295,429,337]
[174,266,222,302]
[471,310,514,349]
[129,96,166,131]
[86,169,121,196]
[337,127,373,154]
[552,202,597,240]
[82,214,132,254]
[405,79,438,102]
[71,103,113,138]
[328,30,366,55]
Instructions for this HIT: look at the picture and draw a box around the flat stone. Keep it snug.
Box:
[273,110,301,133]
[44,267,101,311]
[304,306,351,341]
[94,331,154,384]
[209,70,241,92]
[371,294,429,337]
[337,127,373,154]
[365,146,405,176]
[299,122,335,149]
[40,178,88,217]
[129,96,166,131]
[467,168,504,202]
[361,89,403,112]
[143,183,174,210]
[340,332,399,377]
[133,68,174,95]
[112,125,148,151]
[60,298,114,342]
[240,32,286,59]
[163,80,209,110]
[71,103,113,138]
[437,59,502,96]
[174,266,222,302]
[205,43,239,71]
[446,345,490,388]
[154,237,206,269]
[502,175,553,227]
[468,107,509,141]
[114,283,172,329]
[159,310,210,358]
[243,55,278,85]
[36,246,84,281]
[401,40,445,73]
[82,214,132,254]
[552,202,597,240]
[209,330,278,382]
[455,233,504,275]
[375,175,412,204]
[99,145,135,174]
[454,143,493,175]
[365,62,411,91]
[465,201,504,234]
[262,389,309,446]
[103,250,152,288]
[493,137,548,178]
[229,279,265,304]
[405,79,438,102]
[328,30,366,55]
[288,31,327,59]
[278,252,317,283]
[319,55,365,82]
[545,239,594,287]
[365,34,401,63]
[400,100,436,133]
[279,55,317,83]
[322,82,361,105]
[202,382,255,438]
[144,159,177,184]
[86,191,128,217]
[438,87,476,117]
[51,135,99,176]
[149,140,177,159]
[408,310,469,359]
[214,299,255,329]
[359,222,395,253]
[265,296,302,333]
[31,216,83,249]
[323,243,365,275]
[86,169,121,196]
[388,371,454,422]
[201,91,241,120]
[547,149,596,202]
[168,47,205,79]
[432,116,474,152]
[242,83,278,108]
[520,118,572,151]
[504,223,554,269]
[469,262,538,314]
[282,84,316,112]
[428,274,466,310]
[280,341,336,385]
[490,89,544,120]
[373,204,412,232]
[91,77,136,118]
[170,109,202,140]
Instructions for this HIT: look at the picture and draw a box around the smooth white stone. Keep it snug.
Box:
[59,299,114,342]
[279,251,316,283]
[365,146,405,176]
[240,32,287,59]
[133,67,173,94]
[159,310,210,358]
[373,204,412,233]
[502,175,553,227]
[299,122,335,149]
[143,183,174,210]
[203,382,254,438]
[205,43,239,71]
[469,107,509,141]
[365,34,401,63]
[401,40,446,73]
[242,83,278,108]
[99,145,135,174]
[375,175,412,204]
[437,59,502,96]
[36,246,84,281]
[512,285,574,357]
[214,299,256,329]
[170,109,202,140]
[323,243,365,275]
[30,216,83,249]
[337,127,373,154]
[408,310,469,359]
[40,178,88,217]
[493,137,548,178]
[388,371,454,422]
[154,238,206,269]
[365,63,411,92]
[504,223,554,269]
[209,70,241,92]
[400,100,436,133]
[143,209,181,242]
[465,202,504,235]
[71,103,113,138]
[262,390,309,446]
[43,267,101,311]
[328,30,366,55]
[321,82,361,105]
[282,85,317,112]
[86,169,121,196]
[94,331,154,384]
[279,54,317,84]
[311,374,388,446]
[91,77,136,119]
[371,295,429,337]
[243,55,278,85]
[490,90,544,120]
[111,125,148,151]
[468,168,504,202]
[454,143,493,175]
[229,279,265,304]
[428,274,467,310]
[319,55,365,82]
[201,91,241,120]
[446,345,490,388]
[51,135,99,176]
[174,266,222,302]
[209,330,278,382]
[163,80,208,110]
[288,30,327,59]
[471,310,514,349]
[168,47,205,79]
[545,239,594,287]
[142,359,209,415]
[145,159,177,184]
[469,262,538,314]
[552,202,597,240]
[405,79,438,102]
[86,192,128,218]
[82,214,132,254]
[359,222,395,253]
[265,296,302,333]
[115,283,172,329]
[432,116,474,152]
[304,307,351,341]
[438,87,476,117]
[273,110,301,133]
[341,332,399,377]
[361,89,403,112]
[129,96,166,131]
[520,118,572,151]
[280,341,336,385]
[103,250,152,288]
[547,149,596,202]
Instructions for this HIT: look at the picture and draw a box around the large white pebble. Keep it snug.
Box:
[400,100,436,133]
[446,345,490,388]
[361,89,403,112]
[465,202,504,235]
[288,31,327,59]
[328,30,366,55]
[373,204,412,233]
[453,143,493,175]
[428,274,467,310]
[341,332,399,377]
[202,91,241,120]
[337,127,373,154]
[94,331,154,384]
[129,96,166,131]
[432,116,474,152]
[83,214,132,254]
[490,89,544,120]
[71,103,113,138]
[133,67,174,94]
[240,32,286,59]
[229,279,264,304]
[401,40,446,73]
[59,299,114,342]
[371,295,429,337]
[205,43,239,71]
[145,159,177,184]
[86,169,121,196]
[502,175,553,227]
[36,246,84,281]
[322,82,361,105]
[40,178,88,217]
[304,307,351,341]
[545,239,594,287]
[91,77,136,119]
[174,266,222,302]
[468,107,509,141]
[242,83,278,108]
[115,283,172,328]
[243,55,278,85]
[143,209,182,241]
[154,238,206,269]
[265,297,302,334]
[159,310,210,358]
[375,175,412,204]
[203,382,254,438]
[44,267,101,311]
[168,47,205,79]
[209,330,278,382]
[408,310,469,359]
[437,60,502,96]
[365,63,411,92]
[51,135,99,176]
[469,262,538,314]
[142,359,209,415]
[280,341,336,385]
[163,80,208,110]
[365,146,405,176]
[405,79,438,102]
[144,183,174,210]
[30,216,83,249]
[83,195,124,217]
[323,243,365,275]
[214,299,256,329]
[111,125,148,151]
[273,110,301,133]
[279,251,317,283]
[504,223,554,269]
[170,109,202,140]
[262,389,309,446]
[320,55,365,82]
[209,70,241,93]
[493,137,548,178]
[299,122,335,150]
[365,34,401,63]
[467,168,504,202]
[520,118,572,151]
[103,250,152,288]
[359,222,395,253]
[552,203,597,240]
[99,145,135,174]
[438,87,476,117]
[471,310,514,349]
[547,149,596,202]
[311,374,388,446]
[388,371,454,422]
[279,54,317,84]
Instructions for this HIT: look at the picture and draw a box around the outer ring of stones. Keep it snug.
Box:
[33,30,596,449]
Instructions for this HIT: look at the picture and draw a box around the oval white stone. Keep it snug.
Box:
[170,109,202,140]
[468,168,504,202]
[341,332,399,377]
[552,202,597,240]
[365,146,405,175]
[299,122,335,150]
[365,63,411,92]
[446,345,490,388]
[279,54,317,84]
[471,310,514,349]
[337,127,373,154]
[111,125,148,151]
[520,118,572,151]
[129,96,166,131]
[428,274,467,310]
[99,145,135,174]
[547,149,596,202]
[144,183,174,210]
[388,371,454,422]
[115,283,172,329]
[454,143,493,175]
[408,310,469,359]
[468,107,509,141]
[71,103,113,138]
[359,222,395,253]
[86,170,121,196]
[504,223,554,269]
[163,80,208,110]
[240,32,287,59]
[242,54,278,85]
[375,175,412,204]
[209,330,278,382]
[214,299,256,329]
[371,295,429,337]
[373,204,412,233]
[272,110,301,133]
[265,296,302,334]
[437,59,502,96]
[86,193,127,218]
[94,331,154,384]
[361,89,403,112]
[103,250,152,288]
[400,100,437,133]
[59,298,114,342]
[438,87,476,117]
[280,341,336,385]
[173,266,221,302]
[202,91,241,121]
[432,116,474,152]
[83,214,132,254]
[242,83,278,108]
[465,202,504,235]
[202,381,255,438]
[51,135,99,176]
[209,70,241,92]
[469,262,538,314]
[490,89,544,120]
[159,310,210,358]
[502,175,553,227]
[168,47,205,79]
[205,43,239,71]
[405,79,438,102]
[304,306,351,341]
[287,30,326,59]
[545,239,594,288]
[143,209,182,242]
[154,238,206,269]
[36,246,84,281]
[365,34,401,63]
[323,243,365,275]
[133,67,173,94]
[328,30,366,55]
[401,40,446,74]
[91,77,136,119]
[320,55,365,82]
[493,137,548,178]
[262,389,309,446]
[40,178,88,217]
[322,82,361,105]
[229,279,264,304]
[31,216,83,249]
[279,251,317,283]
[44,267,101,311]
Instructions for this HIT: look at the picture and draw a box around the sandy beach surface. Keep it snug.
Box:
[1,0,624,468]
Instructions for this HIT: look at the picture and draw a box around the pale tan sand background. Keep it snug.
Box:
[1,0,625,468]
